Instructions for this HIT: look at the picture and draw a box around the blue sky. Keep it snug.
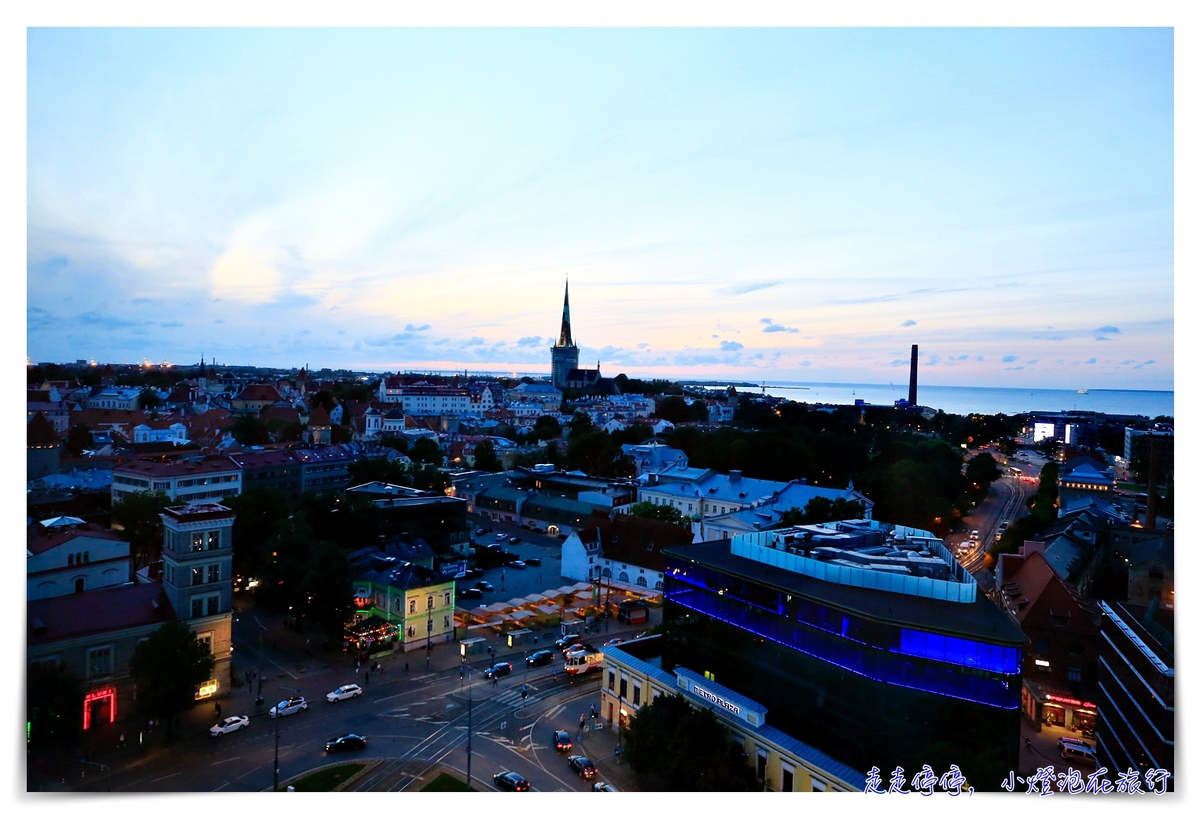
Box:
[26,27,1174,389]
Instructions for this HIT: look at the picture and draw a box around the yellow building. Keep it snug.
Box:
[351,557,456,653]
[600,638,865,792]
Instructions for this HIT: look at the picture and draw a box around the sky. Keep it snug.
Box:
[26,27,1174,390]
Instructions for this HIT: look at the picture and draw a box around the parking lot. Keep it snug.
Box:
[459,513,570,608]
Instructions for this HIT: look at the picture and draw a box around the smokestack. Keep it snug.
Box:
[908,344,918,406]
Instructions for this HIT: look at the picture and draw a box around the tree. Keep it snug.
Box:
[629,501,688,525]
[128,621,215,738]
[222,488,291,579]
[380,435,409,454]
[409,437,443,465]
[298,541,354,644]
[64,423,94,457]
[110,489,172,569]
[779,496,866,527]
[532,415,562,441]
[137,388,163,411]
[330,423,354,444]
[567,411,594,436]
[623,693,757,791]
[27,661,83,753]
[472,439,503,472]
[965,452,1001,488]
[229,414,270,446]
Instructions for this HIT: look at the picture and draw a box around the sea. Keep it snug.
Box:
[729,382,1174,419]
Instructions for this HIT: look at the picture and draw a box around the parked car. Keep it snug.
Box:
[460,587,484,600]
[475,580,495,592]
[508,536,522,544]
[484,662,513,679]
[561,642,585,656]
[210,715,249,736]
[553,730,573,752]
[554,635,581,650]
[568,755,597,779]
[476,527,487,535]
[493,771,530,791]
[325,733,367,753]
[602,638,624,647]
[466,567,485,579]
[495,533,508,541]
[269,696,308,719]
[326,684,363,702]
[525,557,542,567]
[509,560,527,569]
[527,649,555,667]
[592,782,619,792]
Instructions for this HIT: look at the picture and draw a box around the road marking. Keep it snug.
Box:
[211,756,242,765]
[152,772,182,782]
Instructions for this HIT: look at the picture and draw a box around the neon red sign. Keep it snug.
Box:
[82,686,117,730]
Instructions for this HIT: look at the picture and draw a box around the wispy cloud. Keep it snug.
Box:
[760,318,798,334]
[719,281,780,296]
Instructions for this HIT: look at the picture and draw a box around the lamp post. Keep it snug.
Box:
[464,663,474,788]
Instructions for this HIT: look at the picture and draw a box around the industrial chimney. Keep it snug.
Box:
[908,344,918,406]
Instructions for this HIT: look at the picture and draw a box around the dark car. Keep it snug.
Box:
[553,730,573,752]
[526,649,554,667]
[466,567,485,579]
[568,755,597,778]
[325,733,367,753]
[475,580,495,592]
[459,587,483,600]
[508,536,522,544]
[493,771,530,792]
[525,557,542,567]
[554,634,582,650]
[484,662,513,679]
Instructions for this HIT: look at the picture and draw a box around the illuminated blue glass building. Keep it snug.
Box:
[662,520,1026,790]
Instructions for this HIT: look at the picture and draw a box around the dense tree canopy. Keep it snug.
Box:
[64,423,94,457]
[222,487,291,578]
[129,621,215,738]
[628,501,688,524]
[779,496,866,527]
[623,694,758,791]
[27,661,83,753]
[408,437,443,465]
[472,439,502,472]
[110,489,172,569]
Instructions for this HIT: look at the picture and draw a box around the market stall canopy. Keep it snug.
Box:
[484,602,512,614]
[484,616,508,626]
[508,610,536,621]
[522,593,547,604]
[346,615,392,635]
[554,585,578,596]
[506,597,529,609]
[570,581,592,592]
[534,604,558,616]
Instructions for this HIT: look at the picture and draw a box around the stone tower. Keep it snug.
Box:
[159,503,235,700]
[550,279,580,389]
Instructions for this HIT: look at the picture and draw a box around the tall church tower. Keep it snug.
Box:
[550,279,580,388]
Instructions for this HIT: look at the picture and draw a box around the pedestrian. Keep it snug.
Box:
[552,669,557,682]
[356,665,360,675]
[404,662,409,674]
[118,733,126,748]
[492,675,498,688]
[580,714,586,731]
[365,671,369,683]
[215,701,221,716]
[1025,738,1032,753]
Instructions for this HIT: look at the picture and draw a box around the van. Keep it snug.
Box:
[1060,741,1096,764]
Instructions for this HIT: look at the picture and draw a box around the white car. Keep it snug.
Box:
[592,782,619,792]
[269,696,308,718]
[327,684,364,702]
[210,715,250,736]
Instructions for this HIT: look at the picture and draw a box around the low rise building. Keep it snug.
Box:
[561,510,692,593]
[226,448,303,499]
[27,520,131,600]
[112,456,242,505]
[602,637,865,791]
[350,552,456,652]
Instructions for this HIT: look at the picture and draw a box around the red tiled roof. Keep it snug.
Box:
[114,457,240,478]
[227,449,301,468]
[27,524,127,556]
[309,404,331,426]
[28,583,175,645]
[235,384,283,403]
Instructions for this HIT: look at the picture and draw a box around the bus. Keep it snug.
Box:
[564,647,604,676]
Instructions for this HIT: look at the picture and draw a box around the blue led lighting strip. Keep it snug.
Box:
[665,586,1020,710]
[666,565,1020,674]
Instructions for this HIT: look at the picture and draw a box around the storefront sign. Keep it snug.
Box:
[692,683,741,715]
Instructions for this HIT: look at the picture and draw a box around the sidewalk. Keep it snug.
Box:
[575,719,639,792]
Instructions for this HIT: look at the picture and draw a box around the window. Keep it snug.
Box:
[409,599,417,614]
[756,749,767,779]
[1068,666,1082,682]
[164,564,174,584]
[632,684,641,705]
[191,533,204,552]
[427,595,434,610]
[781,763,795,792]
[407,626,416,637]
[608,670,616,691]
[68,554,74,566]
[75,578,85,594]
[83,551,90,563]
[602,568,612,578]
[444,592,451,606]
[206,595,220,616]
[197,633,213,654]
[192,598,205,617]
[87,646,113,678]
[811,779,826,792]
[207,564,220,584]
[207,531,220,550]
[618,572,629,583]
[619,677,627,698]
[636,576,648,587]
[654,580,663,591]
[192,567,204,586]
[443,616,450,629]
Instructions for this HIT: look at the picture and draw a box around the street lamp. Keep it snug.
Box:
[462,662,474,788]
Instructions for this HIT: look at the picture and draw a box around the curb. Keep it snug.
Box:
[268,759,382,792]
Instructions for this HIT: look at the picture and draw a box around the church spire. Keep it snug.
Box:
[557,278,575,348]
